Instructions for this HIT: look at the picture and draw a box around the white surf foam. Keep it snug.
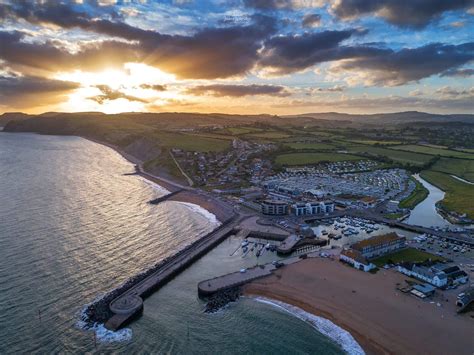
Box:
[180,202,221,227]
[138,176,170,195]
[254,297,365,355]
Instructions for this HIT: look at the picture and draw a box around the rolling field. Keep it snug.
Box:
[390,144,474,159]
[346,145,432,166]
[248,131,291,139]
[420,171,474,219]
[348,140,403,145]
[275,152,362,166]
[430,158,474,182]
[226,127,262,135]
[155,132,230,152]
[284,142,336,150]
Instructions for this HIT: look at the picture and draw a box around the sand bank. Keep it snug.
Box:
[244,258,473,355]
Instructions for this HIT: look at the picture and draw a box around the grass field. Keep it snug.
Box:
[399,177,429,209]
[154,132,230,152]
[226,127,262,135]
[248,131,290,139]
[275,152,362,166]
[348,140,403,145]
[421,170,474,219]
[372,248,444,267]
[430,158,474,182]
[347,145,433,166]
[284,142,336,150]
[390,144,474,159]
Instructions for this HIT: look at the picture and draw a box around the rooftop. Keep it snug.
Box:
[341,249,370,265]
[352,232,404,250]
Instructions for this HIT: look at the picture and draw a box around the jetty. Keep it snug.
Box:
[104,214,242,330]
[148,189,184,204]
[198,256,304,297]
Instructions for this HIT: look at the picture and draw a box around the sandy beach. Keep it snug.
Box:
[244,258,474,355]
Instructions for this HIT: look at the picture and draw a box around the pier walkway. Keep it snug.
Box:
[198,256,304,296]
[104,214,242,331]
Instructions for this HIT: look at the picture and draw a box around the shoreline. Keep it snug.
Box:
[244,258,473,355]
[80,135,233,223]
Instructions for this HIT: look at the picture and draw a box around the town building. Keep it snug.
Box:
[291,201,335,216]
[339,249,375,272]
[456,287,474,310]
[411,283,436,298]
[260,200,288,215]
[351,232,406,259]
[397,263,448,288]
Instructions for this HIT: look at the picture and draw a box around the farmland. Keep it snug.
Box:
[275,152,362,166]
[346,145,433,166]
[284,142,336,150]
[390,144,474,159]
[430,158,474,182]
[420,170,474,219]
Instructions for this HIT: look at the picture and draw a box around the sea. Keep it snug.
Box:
[0,133,351,354]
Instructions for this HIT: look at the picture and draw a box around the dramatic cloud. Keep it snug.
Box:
[330,42,474,86]
[140,84,167,91]
[0,2,277,79]
[0,74,79,108]
[244,0,325,10]
[330,0,474,28]
[88,85,148,104]
[435,86,474,98]
[441,68,474,77]
[302,13,321,27]
[259,29,385,75]
[186,84,290,97]
[314,84,346,92]
[0,31,139,74]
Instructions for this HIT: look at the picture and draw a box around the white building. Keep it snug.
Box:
[260,200,288,215]
[291,201,335,216]
[340,249,375,272]
[397,263,448,288]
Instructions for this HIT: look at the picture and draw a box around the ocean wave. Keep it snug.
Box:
[138,176,170,195]
[77,307,132,343]
[253,297,365,355]
[180,202,221,227]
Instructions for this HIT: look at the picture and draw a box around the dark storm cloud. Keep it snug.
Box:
[258,29,387,75]
[0,31,139,73]
[331,42,474,85]
[331,0,474,28]
[302,13,321,27]
[186,84,290,97]
[0,74,79,107]
[89,85,148,104]
[0,1,277,79]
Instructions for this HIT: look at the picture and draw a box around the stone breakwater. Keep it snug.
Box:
[81,215,238,329]
[81,255,176,327]
[204,287,242,313]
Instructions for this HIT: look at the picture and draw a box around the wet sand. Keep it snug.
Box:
[244,258,474,355]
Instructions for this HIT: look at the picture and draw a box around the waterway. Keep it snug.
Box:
[405,174,452,228]
[0,133,346,354]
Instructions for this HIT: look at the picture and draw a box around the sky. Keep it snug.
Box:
[0,0,473,115]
